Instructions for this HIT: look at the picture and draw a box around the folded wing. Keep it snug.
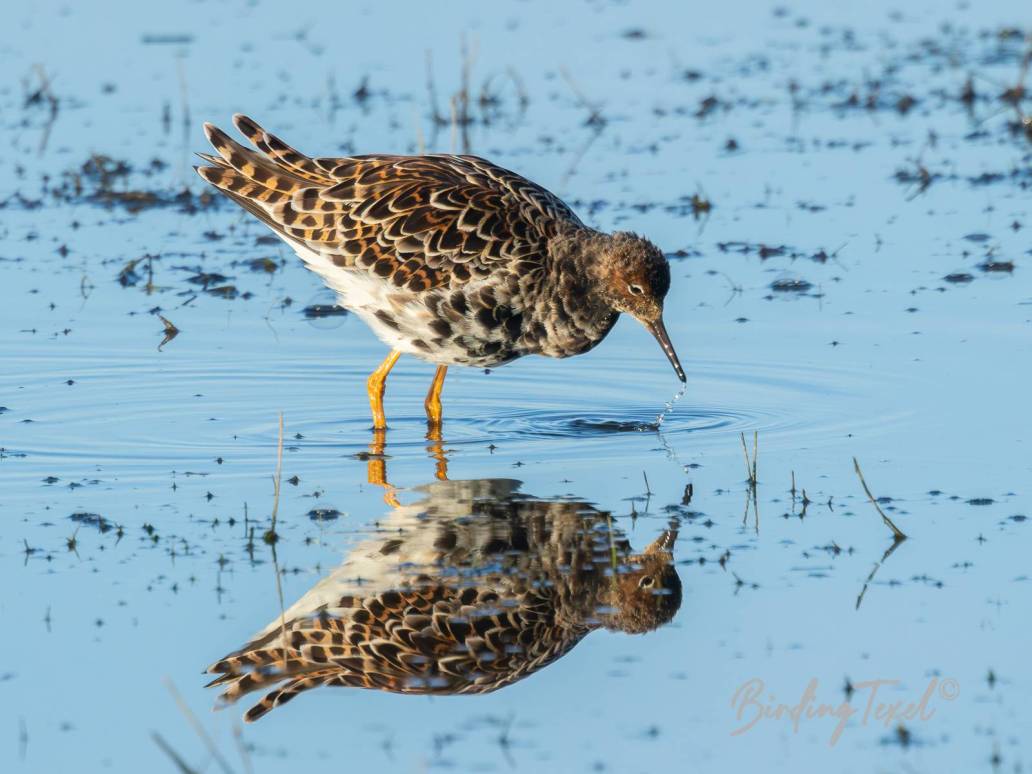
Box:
[196,115,582,293]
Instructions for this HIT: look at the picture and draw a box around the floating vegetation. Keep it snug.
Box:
[770,278,814,293]
[302,304,348,319]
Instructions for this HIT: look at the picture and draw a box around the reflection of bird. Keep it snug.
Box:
[206,479,682,721]
[196,116,685,429]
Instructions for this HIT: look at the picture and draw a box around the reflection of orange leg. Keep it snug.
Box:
[366,350,402,430]
[365,428,399,507]
[423,365,448,429]
[425,424,449,481]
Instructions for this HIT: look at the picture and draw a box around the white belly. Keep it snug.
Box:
[290,242,436,359]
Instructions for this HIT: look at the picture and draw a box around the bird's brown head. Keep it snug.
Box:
[593,232,685,382]
[603,529,683,635]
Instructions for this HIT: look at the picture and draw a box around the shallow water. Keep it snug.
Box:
[2,0,1031,771]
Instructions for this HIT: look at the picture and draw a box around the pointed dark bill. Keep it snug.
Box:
[646,318,686,382]
[645,529,679,555]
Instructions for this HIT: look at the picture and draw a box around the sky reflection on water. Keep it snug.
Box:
[1,0,1031,771]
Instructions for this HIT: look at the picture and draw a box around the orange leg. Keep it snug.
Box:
[424,365,448,429]
[366,350,402,430]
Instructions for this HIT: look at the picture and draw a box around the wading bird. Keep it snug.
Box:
[197,116,685,428]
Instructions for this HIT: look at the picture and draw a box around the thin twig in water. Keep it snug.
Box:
[158,315,180,351]
[27,65,59,155]
[741,485,759,533]
[798,489,811,519]
[852,457,907,541]
[175,54,192,178]
[458,34,476,153]
[736,432,758,532]
[740,431,758,487]
[559,66,606,127]
[265,412,284,543]
[855,538,906,610]
[152,733,202,774]
[270,539,289,666]
[740,433,751,482]
[639,470,653,516]
[425,50,445,126]
[557,66,605,186]
[413,105,426,155]
[449,96,459,154]
[506,66,530,110]
[718,272,742,306]
[751,431,758,484]
[559,124,603,188]
[176,55,191,130]
[496,713,516,767]
[163,679,235,774]
[232,723,254,774]
[263,413,290,665]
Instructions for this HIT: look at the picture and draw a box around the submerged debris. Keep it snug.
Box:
[69,512,113,533]
[157,315,180,350]
[303,304,348,319]
[978,258,1015,273]
[307,508,343,522]
[770,278,814,293]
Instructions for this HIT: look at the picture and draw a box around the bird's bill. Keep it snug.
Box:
[644,317,686,383]
[645,529,678,556]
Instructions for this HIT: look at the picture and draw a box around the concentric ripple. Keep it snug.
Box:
[2,330,917,489]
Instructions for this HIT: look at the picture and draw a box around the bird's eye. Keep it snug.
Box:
[628,284,645,296]
[638,576,655,589]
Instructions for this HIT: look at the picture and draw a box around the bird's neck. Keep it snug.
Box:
[547,226,608,282]
[541,228,619,345]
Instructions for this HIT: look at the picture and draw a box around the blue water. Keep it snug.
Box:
[1,0,1030,771]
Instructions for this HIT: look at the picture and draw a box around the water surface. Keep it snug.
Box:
[1,0,1030,771]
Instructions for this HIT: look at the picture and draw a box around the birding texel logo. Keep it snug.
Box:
[729,676,959,745]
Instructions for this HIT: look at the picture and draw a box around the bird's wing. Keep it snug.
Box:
[230,479,530,649]
[196,115,582,292]
[206,580,582,722]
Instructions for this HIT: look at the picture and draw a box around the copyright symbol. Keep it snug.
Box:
[939,678,959,701]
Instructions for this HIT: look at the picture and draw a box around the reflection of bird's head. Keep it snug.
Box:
[604,530,682,634]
